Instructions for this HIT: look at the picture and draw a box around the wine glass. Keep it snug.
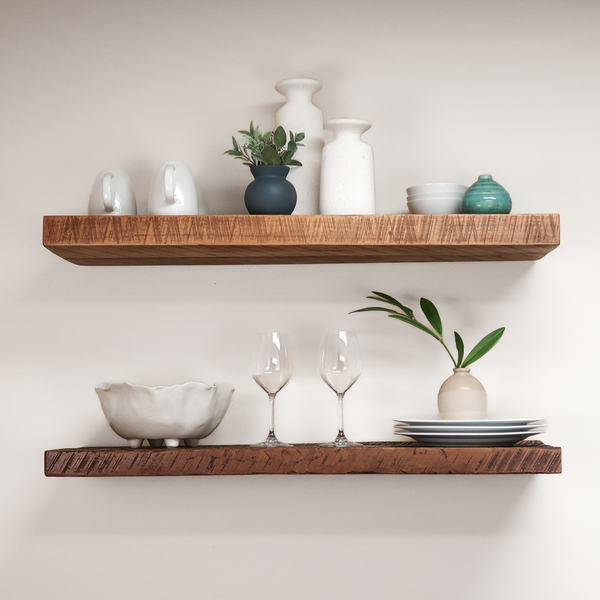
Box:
[250,332,294,448]
[318,331,363,447]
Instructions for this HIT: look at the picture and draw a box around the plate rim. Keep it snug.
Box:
[394,424,547,432]
[393,429,545,438]
[393,418,546,426]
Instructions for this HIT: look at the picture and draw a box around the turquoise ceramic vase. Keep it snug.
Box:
[244,165,297,215]
[461,174,512,214]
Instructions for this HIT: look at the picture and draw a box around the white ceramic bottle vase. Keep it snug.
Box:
[320,119,375,215]
[437,368,487,419]
[275,78,324,215]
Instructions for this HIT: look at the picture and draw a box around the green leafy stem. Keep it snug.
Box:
[351,291,505,369]
[224,121,305,167]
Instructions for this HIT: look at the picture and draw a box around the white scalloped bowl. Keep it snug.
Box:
[95,381,234,449]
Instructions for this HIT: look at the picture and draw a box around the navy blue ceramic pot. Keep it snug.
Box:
[244,165,297,215]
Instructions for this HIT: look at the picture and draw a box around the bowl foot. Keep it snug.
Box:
[147,439,164,448]
[183,438,200,448]
[128,438,143,449]
[164,438,181,448]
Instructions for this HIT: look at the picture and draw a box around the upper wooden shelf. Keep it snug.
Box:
[44,441,561,476]
[43,214,560,266]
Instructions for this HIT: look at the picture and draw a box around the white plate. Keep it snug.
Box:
[393,418,546,427]
[394,423,546,433]
[394,429,545,447]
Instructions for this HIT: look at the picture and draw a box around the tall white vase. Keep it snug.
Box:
[275,78,324,215]
[320,118,375,215]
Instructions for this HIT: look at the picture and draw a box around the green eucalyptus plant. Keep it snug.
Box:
[352,291,505,369]
[225,121,305,167]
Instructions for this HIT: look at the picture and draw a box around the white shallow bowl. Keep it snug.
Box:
[406,183,467,196]
[95,380,235,448]
[407,191,465,201]
[407,197,462,214]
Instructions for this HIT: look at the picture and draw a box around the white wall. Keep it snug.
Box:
[1,1,597,598]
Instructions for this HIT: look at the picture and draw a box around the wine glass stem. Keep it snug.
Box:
[268,393,277,438]
[337,393,346,437]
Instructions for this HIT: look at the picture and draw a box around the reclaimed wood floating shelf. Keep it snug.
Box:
[43,214,560,265]
[45,441,561,477]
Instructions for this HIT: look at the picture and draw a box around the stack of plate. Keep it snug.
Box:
[394,418,546,447]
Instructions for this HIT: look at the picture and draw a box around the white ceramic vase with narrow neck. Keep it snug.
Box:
[437,368,487,419]
[320,118,375,215]
[275,78,324,215]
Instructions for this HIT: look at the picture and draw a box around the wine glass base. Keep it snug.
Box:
[320,437,363,448]
[250,439,293,448]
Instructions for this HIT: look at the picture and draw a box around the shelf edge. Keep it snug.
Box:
[44,442,562,476]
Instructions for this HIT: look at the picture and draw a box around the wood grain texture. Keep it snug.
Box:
[43,214,560,265]
[44,441,561,476]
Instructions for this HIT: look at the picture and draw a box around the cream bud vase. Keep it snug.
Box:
[275,78,324,215]
[320,118,375,214]
[437,368,487,419]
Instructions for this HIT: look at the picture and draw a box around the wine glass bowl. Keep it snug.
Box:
[318,331,363,447]
[250,332,294,448]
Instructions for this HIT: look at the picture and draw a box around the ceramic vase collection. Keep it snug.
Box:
[244,165,297,215]
[320,118,376,215]
[275,78,324,215]
[461,174,512,214]
[437,368,487,419]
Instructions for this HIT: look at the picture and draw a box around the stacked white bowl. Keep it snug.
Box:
[406,183,467,214]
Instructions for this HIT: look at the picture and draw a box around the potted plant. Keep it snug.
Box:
[352,291,505,419]
[225,121,305,215]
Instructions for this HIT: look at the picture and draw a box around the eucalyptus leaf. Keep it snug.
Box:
[274,126,286,149]
[454,331,465,367]
[461,327,506,368]
[295,132,305,142]
[420,298,443,337]
[289,160,302,166]
[261,145,281,164]
[227,122,305,167]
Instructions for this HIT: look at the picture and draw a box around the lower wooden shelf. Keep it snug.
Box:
[44,441,561,476]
